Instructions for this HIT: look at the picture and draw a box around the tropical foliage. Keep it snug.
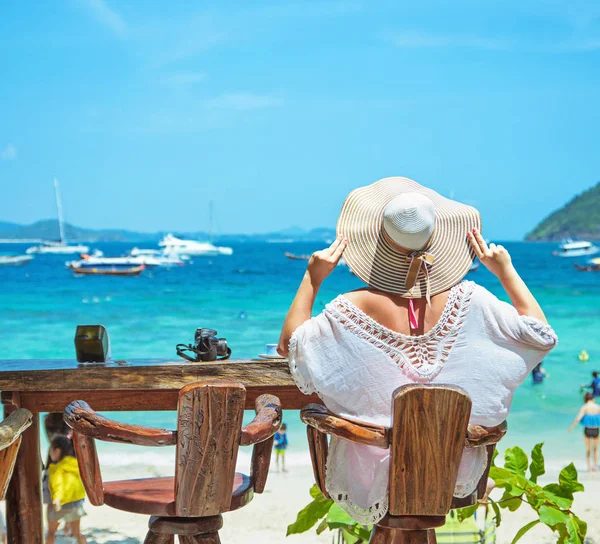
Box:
[287,443,587,544]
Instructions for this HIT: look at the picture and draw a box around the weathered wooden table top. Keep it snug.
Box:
[0,358,295,391]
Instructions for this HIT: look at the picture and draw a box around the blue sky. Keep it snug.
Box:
[1,0,599,239]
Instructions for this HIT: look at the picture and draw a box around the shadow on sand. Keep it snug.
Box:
[53,528,142,544]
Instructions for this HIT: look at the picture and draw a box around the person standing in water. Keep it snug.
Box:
[531,362,547,384]
[274,423,289,472]
[581,371,600,397]
[569,392,600,472]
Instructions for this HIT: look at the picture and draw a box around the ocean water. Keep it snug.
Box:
[1,241,599,474]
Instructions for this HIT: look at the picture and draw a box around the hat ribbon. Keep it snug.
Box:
[381,229,435,304]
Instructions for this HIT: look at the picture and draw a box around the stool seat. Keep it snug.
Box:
[104,473,254,516]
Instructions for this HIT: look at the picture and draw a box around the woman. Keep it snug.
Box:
[278,177,557,524]
[569,392,600,472]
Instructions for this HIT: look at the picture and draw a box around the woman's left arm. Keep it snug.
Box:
[278,237,347,356]
[568,406,586,432]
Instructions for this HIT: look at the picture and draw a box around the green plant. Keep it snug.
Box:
[287,443,587,544]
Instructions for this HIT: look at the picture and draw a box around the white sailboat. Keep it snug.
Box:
[26,179,89,255]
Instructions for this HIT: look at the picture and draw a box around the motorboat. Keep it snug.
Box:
[71,264,145,276]
[26,179,90,255]
[575,257,600,272]
[553,239,600,258]
[0,254,34,266]
[159,234,233,257]
[129,247,189,262]
[469,261,480,272]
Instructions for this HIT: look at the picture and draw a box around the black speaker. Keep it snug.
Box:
[75,325,110,363]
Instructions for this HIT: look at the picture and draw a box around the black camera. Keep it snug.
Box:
[176,328,231,362]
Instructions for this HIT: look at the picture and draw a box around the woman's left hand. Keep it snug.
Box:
[307,236,348,285]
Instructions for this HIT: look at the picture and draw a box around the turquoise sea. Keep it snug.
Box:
[1,241,599,474]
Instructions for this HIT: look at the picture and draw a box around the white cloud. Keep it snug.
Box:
[84,0,126,36]
[204,93,284,110]
[0,144,17,161]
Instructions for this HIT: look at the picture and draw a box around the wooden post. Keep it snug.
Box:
[4,403,43,544]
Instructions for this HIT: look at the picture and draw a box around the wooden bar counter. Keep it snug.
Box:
[0,358,317,543]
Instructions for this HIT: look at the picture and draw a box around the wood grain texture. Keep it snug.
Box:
[466,421,507,447]
[5,410,43,544]
[14,387,320,413]
[148,515,223,535]
[73,431,104,506]
[240,394,282,446]
[0,408,32,449]
[143,532,174,544]
[306,427,330,499]
[175,382,246,517]
[65,400,176,446]
[300,404,389,448]
[250,439,273,494]
[0,438,21,500]
[388,384,471,517]
[0,360,299,391]
[369,527,436,543]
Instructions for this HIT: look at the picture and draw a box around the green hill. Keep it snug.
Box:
[526,182,600,241]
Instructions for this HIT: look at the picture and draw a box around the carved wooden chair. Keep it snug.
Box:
[64,381,282,543]
[0,408,33,500]
[301,384,507,544]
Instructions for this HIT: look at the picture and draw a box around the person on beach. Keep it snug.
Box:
[531,362,547,384]
[274,423,289,472]
[278,177,557,524]
[581,371,600,397]
[46,435,88,544]
[569,392,600,472]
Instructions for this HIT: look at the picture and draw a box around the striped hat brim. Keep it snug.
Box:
[336,177,481,297]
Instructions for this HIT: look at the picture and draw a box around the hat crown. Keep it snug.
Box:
[382,193,435,251]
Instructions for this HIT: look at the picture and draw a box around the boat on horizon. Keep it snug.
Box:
[159,234,233,257]
[0,254,34,266]
[71,264,145,276]
[553,239,600,258]
[67,251,185,270]
[26,179,90,255]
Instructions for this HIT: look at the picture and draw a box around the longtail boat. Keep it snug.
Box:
[71,264,145,276]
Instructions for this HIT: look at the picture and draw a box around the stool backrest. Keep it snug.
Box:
[175,382,246,517]
[0,409,33,500]
[388,384,472,516]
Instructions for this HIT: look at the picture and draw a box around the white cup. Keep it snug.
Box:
[265,343,279,356]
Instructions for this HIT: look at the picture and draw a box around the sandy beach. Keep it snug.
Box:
[3,458,597,544]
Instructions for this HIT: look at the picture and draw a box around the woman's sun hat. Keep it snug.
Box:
[337,177,481,298]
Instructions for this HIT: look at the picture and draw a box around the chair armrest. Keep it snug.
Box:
[300,404,389,449]
[240,394,282,446]
[0,409,32,450]
[64,400,176,446]
[465,421,507,447]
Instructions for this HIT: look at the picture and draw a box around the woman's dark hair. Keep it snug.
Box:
[44,413,70,441]
[584,392,594,403]
[593,371,599,378]
[49,435,75,462]
[281,423,287,430]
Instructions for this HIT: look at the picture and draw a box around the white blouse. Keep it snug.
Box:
[288,281,558,524]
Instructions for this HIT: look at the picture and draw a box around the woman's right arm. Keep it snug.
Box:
[468,229,547,323]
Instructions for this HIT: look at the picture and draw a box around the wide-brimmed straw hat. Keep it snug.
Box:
[337,177,481,299]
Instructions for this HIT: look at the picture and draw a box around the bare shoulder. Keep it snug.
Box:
[342,289,397,312]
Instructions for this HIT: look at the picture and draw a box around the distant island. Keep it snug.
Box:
[0,219,336,244]
[527,181,600,241]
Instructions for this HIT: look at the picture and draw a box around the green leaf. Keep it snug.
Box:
[286,492,334,536]
[541,484,574,509]
[529,443,546,483]
[504,447,529,476]
[326,504,357,528]
[565,517,583,544]
[538,505,570,528]
[489,498,502,527]
[510,520,540,544]
[316,518,329,535]
[570,513,587,539]
[558,464,585,494]
[310,484,324,499]
[456,504,477,523]
[491,447,499,466]
[499,489,523,512]
[341,528,361,544]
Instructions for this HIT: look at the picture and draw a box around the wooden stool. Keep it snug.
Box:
[301,384,507,544]
[64,381,282,543]
[0,408,32,500]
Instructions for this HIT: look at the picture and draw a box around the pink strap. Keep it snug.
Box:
[409,299,419,330]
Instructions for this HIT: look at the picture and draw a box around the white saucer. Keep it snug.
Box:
[257,353,286,360]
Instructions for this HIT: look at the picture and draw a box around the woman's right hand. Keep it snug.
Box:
[306,236,348,285]
[468,229,514,279]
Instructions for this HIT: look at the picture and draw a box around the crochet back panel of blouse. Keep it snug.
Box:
[288,280,557,524]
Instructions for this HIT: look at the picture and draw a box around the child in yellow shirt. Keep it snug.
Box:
[46,435,87,544]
